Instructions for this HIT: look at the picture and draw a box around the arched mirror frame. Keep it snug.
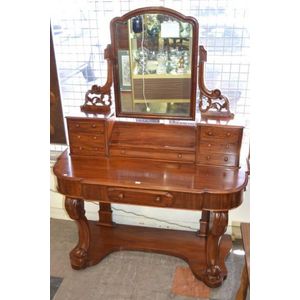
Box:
[110,7,199,120]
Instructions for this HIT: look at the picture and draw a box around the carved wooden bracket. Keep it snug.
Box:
[81,44,113,114]
[198,46,234,119]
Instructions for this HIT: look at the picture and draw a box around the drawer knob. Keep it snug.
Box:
[206,155,211,160]
[121,150,126,154]
[77,135,81,139]
[79,147,83,150]
[226,132,231,137]
[208,131,213,136]
[226,144,230,149]
[118,193,124,199]
[224,156,229,162]
[75,124,80,128]
[92,124,96,128]
[93,136,97,140]
[178,153,182,158]
[155,196,161,202]
[208,143,212,147]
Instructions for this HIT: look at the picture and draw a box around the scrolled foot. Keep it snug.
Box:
[203,265,223,287]
[70,247,88,269]
[65,197,91,270]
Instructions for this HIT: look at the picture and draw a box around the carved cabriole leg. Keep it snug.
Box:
[65,197,91,269]
[97,202,114,227]
[204,211,228,287]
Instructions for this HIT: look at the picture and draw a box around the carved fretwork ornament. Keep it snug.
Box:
[198,46,234,119]
[81,44,113,114]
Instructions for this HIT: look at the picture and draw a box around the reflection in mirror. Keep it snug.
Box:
[115,13,194,118]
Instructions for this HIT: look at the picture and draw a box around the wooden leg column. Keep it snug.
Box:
[203,211,229,288]
[97,202,114,227]
[198,210,210,237]
[65,197,91,269]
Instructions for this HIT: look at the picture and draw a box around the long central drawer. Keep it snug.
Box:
[110,146,195,162]
[107,188,174,208]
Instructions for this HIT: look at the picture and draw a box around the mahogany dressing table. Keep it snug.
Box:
[53,7,248,288]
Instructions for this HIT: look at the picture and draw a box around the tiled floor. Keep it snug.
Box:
[50,219,249,300]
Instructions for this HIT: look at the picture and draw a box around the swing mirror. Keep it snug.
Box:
[111,7,199,120]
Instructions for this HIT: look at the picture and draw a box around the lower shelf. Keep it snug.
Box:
[72,221,232,287]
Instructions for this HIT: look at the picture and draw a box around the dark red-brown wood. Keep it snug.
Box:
[53,115,248,288]
[64,203,232,288]
[53,7,248,289]
[198,46,234,118]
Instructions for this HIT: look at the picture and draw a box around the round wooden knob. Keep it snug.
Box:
[178,153,182,158]
[155,196,161,202]
[208,143,212,147]
[224,156,228,162]
[76,124,80,128]
[226,132,231,137]
[206,155,211,160]
[79,147,83,150]
[92,124,96,128]
[121,150,126,154]
[118,193,124,199]
[77,135,81,139]
[93,136,97,140]
[208,131,213,136]
[226,144,230,149]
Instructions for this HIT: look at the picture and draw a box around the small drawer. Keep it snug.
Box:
[199,141,239,154]
[110,147,195,162]
[200,125,242,142]
[69,133,105,148]
[70,145,105,156]
[68,119,105,134]
[107,188,174,207]
[197,152,238,167]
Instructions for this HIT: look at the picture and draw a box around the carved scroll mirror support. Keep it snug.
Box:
[80,44,113,115]
[198,46,234,119]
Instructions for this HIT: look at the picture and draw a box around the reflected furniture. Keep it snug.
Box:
[53,7,248,288]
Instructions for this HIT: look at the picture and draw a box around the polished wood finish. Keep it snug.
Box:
[63,218,232,288]
[81,45,113,114]
[205,211,228,286]
[66,117,115,157]
[54,110,247,288]
[110,7,199,120]
[53,6,248,289]
[198,210,210,238]
[196,124,243,167]
[97,203,114,227]
[236,223,250,300]
[198,46,234,119]
[109,121,196,163]
[65,197,91,269]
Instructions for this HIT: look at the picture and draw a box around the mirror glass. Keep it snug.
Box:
[113,13,196,119]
